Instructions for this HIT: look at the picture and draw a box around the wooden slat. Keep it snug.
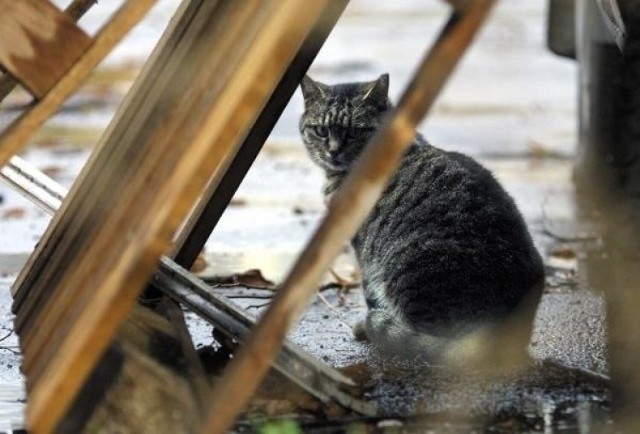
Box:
[19,0,255,378]
[0,0,158,168]
[10,0,334,431]
[202,2,498,432]
[1,137,372,416]
[155,257,376,415]
[0,0,99,103]
[11,0,194,306]
[0,0,92,98]
[171,0,349,268]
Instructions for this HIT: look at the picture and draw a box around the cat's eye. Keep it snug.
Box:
[313,126,329,138]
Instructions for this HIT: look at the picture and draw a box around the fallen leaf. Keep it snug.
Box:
[229,196,247,206]
[234,269,275,289]
[190,252,208,273]
[40,164,63,178]
[549,245,577,259]
[2,207,26,219]
[207,269,276,290]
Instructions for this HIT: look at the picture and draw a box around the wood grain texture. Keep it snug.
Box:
[0,0,92,98]
[10,0,332,431]
[0,0,158,169]
[170,0,349,269]
[0,0,99,102]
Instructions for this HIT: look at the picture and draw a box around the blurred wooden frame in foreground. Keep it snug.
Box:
[1,0,355,432]
[0,0,512,432]
[5,0,636,433]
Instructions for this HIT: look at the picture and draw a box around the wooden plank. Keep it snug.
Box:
[12,0,333,431]
[19,0,257,379]
[202,2,498,433]
[1,147,370,415]
[155,257,376,415]
[0,0,158,168]
[0,0,92,98]
[2,158,210,432]
[0,0,99,102]
[60,305,204,433]
[11,0,195,307]
[171,0,348,268]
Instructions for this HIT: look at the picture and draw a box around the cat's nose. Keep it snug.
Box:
[332,153,348,165]
[328,139,340,152]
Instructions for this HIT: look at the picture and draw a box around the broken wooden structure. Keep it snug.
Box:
[8,1,636,433]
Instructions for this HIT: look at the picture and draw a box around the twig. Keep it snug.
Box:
[225,294,274,300]
[0,328,13,343]
[247,302,272,310]
[540,195,599,242]
[316,291,352,331]
[0,347,20,356]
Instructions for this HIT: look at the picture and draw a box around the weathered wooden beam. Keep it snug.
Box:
[0,0,100,103]
[11,0,194,308]
[171,0,349,268]
[1,145,373,418]
[59,305,205,433]
[1,151,372,417]
[0,0,92,98]
[202,2,498,432]
[155,257,376,415]
[0,0,158,168]
[8,1,338,431]
[1,158,210,433]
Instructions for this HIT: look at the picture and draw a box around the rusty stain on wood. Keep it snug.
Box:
[202,2,498,433]
[0,0,92,98]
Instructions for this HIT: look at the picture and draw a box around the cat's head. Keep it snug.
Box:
[299,74,390,173]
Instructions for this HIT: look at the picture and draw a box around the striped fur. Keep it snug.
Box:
[300,75,544,362]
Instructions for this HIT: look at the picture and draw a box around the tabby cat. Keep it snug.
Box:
[299,74,545,362]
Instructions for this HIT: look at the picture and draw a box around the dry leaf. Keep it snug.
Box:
[234,269,275,289]
[40,165,63,178]
[549,245,577,259]
[208,269,276,290]
[2,207,26,219]
[190,253,208,273]
[229,196,247,206]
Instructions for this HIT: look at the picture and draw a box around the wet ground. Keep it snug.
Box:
[0,0,616,432]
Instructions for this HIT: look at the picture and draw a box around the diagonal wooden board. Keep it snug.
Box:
[8,1,344,432]
[202,2,499,432]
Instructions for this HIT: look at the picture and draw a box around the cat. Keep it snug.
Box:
[299,73,545,363]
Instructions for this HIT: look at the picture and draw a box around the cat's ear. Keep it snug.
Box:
[300,75,328,104]
[362,73,389,102]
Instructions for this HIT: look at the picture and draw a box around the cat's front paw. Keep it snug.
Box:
[353,320,368,342]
